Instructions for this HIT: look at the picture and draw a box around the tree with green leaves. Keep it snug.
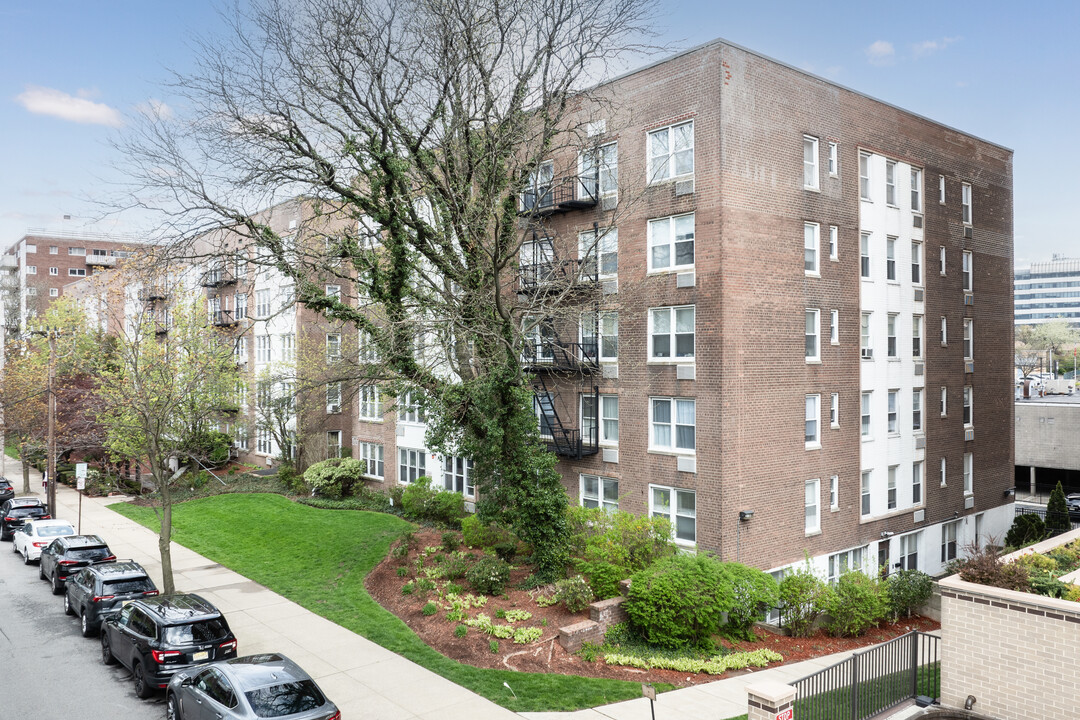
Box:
[1046,481,1071,535]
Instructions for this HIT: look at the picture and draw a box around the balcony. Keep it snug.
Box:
[138,287,168,302]
[517,235,599,295]
[519,174,599,216]
[85,254,117,267]
[522,339,598,372]
[534,376,599,459]
[210,309,238,327]
[200,269,237,288]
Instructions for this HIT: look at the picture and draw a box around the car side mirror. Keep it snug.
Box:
[180,676,193,688]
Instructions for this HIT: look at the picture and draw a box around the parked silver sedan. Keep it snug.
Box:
[166,653,339,720]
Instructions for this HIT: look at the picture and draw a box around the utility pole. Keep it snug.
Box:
[47,328,57,515]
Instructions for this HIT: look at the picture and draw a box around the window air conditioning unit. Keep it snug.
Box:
[913,215,923,228]
[861,348,874,360]
[964,293,974,306]
[965,427,975,442]
[288,219,298,230]
[963,226,972,239]
[913,288,924,302]
[328,404,341,414]
[965,361,975,374]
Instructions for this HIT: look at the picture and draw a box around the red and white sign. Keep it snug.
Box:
[775,708,793,720]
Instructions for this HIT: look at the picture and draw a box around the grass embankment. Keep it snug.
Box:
[111,493,659,711]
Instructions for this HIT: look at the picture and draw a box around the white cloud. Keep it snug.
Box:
[14,85,124,127]
[135,99,174,121]
[865,40,895,66]
[913,36,961,59]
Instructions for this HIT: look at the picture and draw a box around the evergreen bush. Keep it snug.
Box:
[1004,514,1047,548]
[624,554,734,649]
[1046,481,1072,534]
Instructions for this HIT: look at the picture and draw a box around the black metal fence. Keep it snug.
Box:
[1015,505,1080,535]
[793,631,939,720]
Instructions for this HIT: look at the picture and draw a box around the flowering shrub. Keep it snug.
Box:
[466,556,511,595]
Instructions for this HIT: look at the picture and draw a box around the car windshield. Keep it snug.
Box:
[9,507,44,517]
[67,547,110,561]
[38,526,74,537]
[244,680,325,718]
[162,618,230,645]
[103,578,154,594]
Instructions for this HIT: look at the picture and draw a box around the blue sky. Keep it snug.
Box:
[1,0,1076,266]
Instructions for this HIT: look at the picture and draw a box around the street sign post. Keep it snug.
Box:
[75,463,87,533]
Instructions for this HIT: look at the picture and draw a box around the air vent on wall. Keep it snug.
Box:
[964,496,975,509]
[676,271,696,288]
[676,456,697,474]
[964,226,973,239]
[914,362,924,376]
[602,448,619,464]
[913,215,923,228]
[676,364,696,381]
[674,179,694,197]
[914,288,924,302]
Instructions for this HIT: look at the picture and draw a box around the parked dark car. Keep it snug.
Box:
[0,478,14,505]
[0,497,50,540]
[1067,497,1080,522]
[101,593,238,699]
[65,560,159,637]
[38,535,115,594]
[166,653,340,720]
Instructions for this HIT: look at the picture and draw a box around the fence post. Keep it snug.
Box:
[910,631,919,698]
[850,652,859,720]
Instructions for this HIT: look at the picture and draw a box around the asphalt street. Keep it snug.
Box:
[0,535,163,719]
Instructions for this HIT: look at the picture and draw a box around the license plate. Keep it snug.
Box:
[193,651,209,662]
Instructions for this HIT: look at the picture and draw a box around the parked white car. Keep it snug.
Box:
[12,519,76,564]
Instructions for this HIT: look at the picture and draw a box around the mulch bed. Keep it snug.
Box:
[365,528,941,688]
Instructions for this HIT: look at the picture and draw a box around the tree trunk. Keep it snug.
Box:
[21,454,31,494]
[159,480,175,595]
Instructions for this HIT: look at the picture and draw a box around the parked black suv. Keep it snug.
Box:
[65,560,159,637]
[0,478,14,505]
[100,594,238,698]
[39,535,115,594]
[0,497,50,540]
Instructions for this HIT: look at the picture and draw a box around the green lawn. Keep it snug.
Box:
[111,493,659,711]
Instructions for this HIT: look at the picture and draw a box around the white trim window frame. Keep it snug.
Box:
[859,152,871,200]
[887,390,898,435]
[963,386,973,428]
[911,241,923,285]
[600,394,618,446]
[887,313,898,359]
[326,431,342,459]
[886,237,897,281]
[887,466,898,510]
[900,531,920,571]
[579,141,618,201]
[885,159,897,206]
[399,390,426,424]
[650,485,696,544]
[399,447,427,484]
[830,309,839,345]
[828,225,838,261]
[961,182,972,225]
[939,175,946,204]
[910,167,923,212]
[647,121,694,184]
[325,333,342,363]
[326,381,342,414]
[359,442,384,479]
[963,452,973,495]
[963,319,973,361]
[358,386,381,421]
[913,460,923,506]
[831,392,840,429]
[579,227,618,280]
[647,213,695,272]
[913,389,923,433]
[649,305,695,361]
[941,520,959,563]
[600,312,619,362]
[940,457,947,487]
[830,474,839,510]
[805,309,820,362]
[860,232,871,278]
[940,386,948,418]
[860,312,872,359]
[805,394,820,449]
[804,135,820,190]
[805,478,821,534]
[443,456,475,497]
[941,316,948,346]
[649,397,696,454]
[861,391,872,438]
[912,315,923,358]
[939,246,947,276]
[962,250,973,292]
[581,474,618,511]
[804,222,820,275]
[828,141,839,177]
[861,471,872,516]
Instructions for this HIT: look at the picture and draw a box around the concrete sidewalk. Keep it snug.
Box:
[9,464,925,720]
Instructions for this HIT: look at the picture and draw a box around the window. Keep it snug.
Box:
[887,466,897,510]
[830,309,839,345]
[579,141,618,199]
[49,267,58,276]
[912,390,923,432]
[359,386,381,420]
[234,293,247,320]
[803,136,819,190]
[68,247,85,256]
[805,479,820,534]
[581,394,597,444]
[651,485,696,543]
[961,182,972,224]
[913,461,923,505]
[911,242,922,284]
[963,386,972,426]
[828,547,866,585]
[49,246,58,254]
[963,319,973,360]
[26,266,36,275]
[359,442,384,479]
[326,284,341,299]
[828,225,838,261]
[582,474,618,511]
[887,314,898,358]
[399,391,425,424]
[910,168,922,212]
[899,532,920,571]
[885,160,897,205]
[68,268,86,277]
[939,175,946,204]
[600,312,618,361]
[940,316,948,345]
[861,471,871,516]
[860,232,871,278]
[940,386,948,417]
[830,475,839,510]
[325,333,341,362]
[256,335,271,363]
[860,312,872,358]
[939,246,946,276]
[887,390,898,434]
[49,288,58,297]
[963,452,973,495]
[326,431,342,459]
[805,394,820,448]
[805,309,820,361]
[649,306,695,360]
[828,141,838,176]
[257,428,272,455]
[579,228,618,278]
[861,392,872,437]
[255,290,271,317]
[859,152,871,200]
[522,160,554,211]
[941,457,947,486]
[326,382,342,414]
[804,222,819,274]
[647,213,694,271]
[535,392,554,438]
[962,251,973,292]
[912,315,923,358]
[600,395,618,445]
[281,333,295,362]
[941,521,959,563]
[647,121,694,183]
[830,392,839,428]
[444,456,475,496]
[650,397,695,453]
[26,286,36,296]
[886,237,896,281]
[399,447,426,484]
[359,330,378,364]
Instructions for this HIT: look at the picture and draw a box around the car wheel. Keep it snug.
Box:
[166,693,181,720]
[81,609,94,638]
[22,548,31,565]
[101,633,116,665]
[11,540,17,553]
[134,662,154,699]
[64,592,74,616]
[38,563,46,580]
[51,571,63,595]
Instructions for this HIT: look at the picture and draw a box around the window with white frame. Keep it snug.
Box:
[257,428,272,455]
[885,160,897,205]
[326,382,342,414]
[861,471,871,516]
[963,386,972,426]
[913,461,923,505]
[941,521,959,563]
[326,431,342,459]
[861,312,872,358]
[911,241,922,285]
[805,479,820,533]
[887,466,898,510]
[940,457,947,486]
[399,391,425,423]
[828,141,838,176]
[806,309,820,361]
[860,232,871,278]
[939,246,946,276]
[25,286,36,296]
[805,394,820,448]
[326,333,341,362]
[886,237,897,281]
[830,392,839,428]
[234,424,249,451]
[235,293,247,319]
[358,330,378,364]
[961,182,972,224]
[582,474,618,511]
[49,288,58,297]
[887,390,898,434]
[899,532,920,571]
[68,247,84,256]
[962,251,973,292]
[887,313,898,358]
[49,267,58,276]
[827,546,866,585]
[939,175,946,204]
[912,315,923,358]
[913,389,923,432]
[830,475,839,510]
[444,456,474,496]
[830,309,839,345]
[600,312,618,361]
[590,394,618,445]
[359,442,384,479]
[256,334,271,363]
[650,397,695,453]
[861,392,872,438]
[804,222,819,274]
[940,316,948,345]
[49,246,58,254]
[647,121,694,183]
[579,142,618,199]
[535,392,554,438]
[651,485,696,543]
[581,394,598,444]
[911,168,923,212]
[26,266,36,275]
[255,289,271,317]
[804,136,819,189]
[281,333,295,362]
[963,452,973,494]
[399,447,426,483]
[649,306,695,360]
[828,225,838,261]
[68,268,86,277]
[940,386,948,417]
[522,160,554,211]
[326,284,341,299]
[859,152,871,200]
[648,213,694,272]
[963,319,973,360]
[579,228,618,279]
[359,386,381,420]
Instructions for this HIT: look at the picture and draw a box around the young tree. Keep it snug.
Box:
[1046,481,1071,535]
[119,0,656,579]
[96,290,238,593]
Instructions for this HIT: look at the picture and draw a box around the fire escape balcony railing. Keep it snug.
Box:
[519,174,599,216]
[533,374,599,459]
[200,269,237,288]
[522,339,599,372]
[210,309,238,327]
